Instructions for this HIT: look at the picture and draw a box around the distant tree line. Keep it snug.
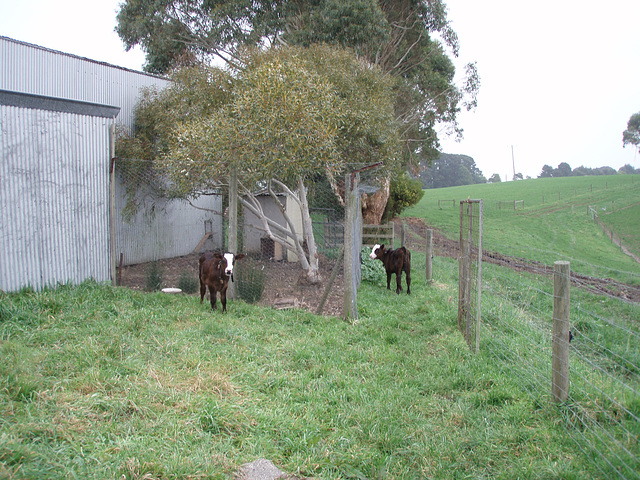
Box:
[417,153,486,189]
[538,162,640,178]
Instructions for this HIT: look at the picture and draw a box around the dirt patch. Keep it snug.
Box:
[117,253,345,317]
[116,217,639,315]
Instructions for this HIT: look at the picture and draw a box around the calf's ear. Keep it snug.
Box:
[235,254,246,261]
[380,244,385,250]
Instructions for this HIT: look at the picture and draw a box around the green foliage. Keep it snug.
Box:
[235,257,266,303]
[360,247,385,285]
[162,45,400,197]
[384,172,424,220]
[418,153,487,188]
[115,0,477,170]
[178,271,199,294]
[623,111,640,152]
[145,261,163,291]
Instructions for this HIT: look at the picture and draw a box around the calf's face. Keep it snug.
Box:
[223,253,245,277]
[369,244,384,260]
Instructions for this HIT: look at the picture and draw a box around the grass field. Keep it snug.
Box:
[0,256,618,480]
[2,175,639,479]
[403,174,640,282]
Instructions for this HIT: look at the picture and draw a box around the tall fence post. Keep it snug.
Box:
[343,173,358,321]
[109,120,117,286]
[552,260,571,403]
[425,229,433,285]
[227,167,238,299]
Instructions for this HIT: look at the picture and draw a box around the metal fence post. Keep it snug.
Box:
[552,260,571,403]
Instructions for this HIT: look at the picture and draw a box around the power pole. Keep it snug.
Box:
[511,145,516,180]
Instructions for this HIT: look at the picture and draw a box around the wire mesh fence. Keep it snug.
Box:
[112,158,388,317]
[398,205,640,478]
[458,199,483,352]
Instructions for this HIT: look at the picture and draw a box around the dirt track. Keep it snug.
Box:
[396,217,640,304]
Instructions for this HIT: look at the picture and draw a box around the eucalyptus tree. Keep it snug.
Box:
[117,45,400,284]
[116,0,479,223]
[623,112,640,153]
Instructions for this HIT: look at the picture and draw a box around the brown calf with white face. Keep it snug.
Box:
[199,251,246,313]
[369,244,411,294]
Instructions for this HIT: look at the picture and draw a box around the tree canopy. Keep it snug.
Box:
[116,0,478,165]
[116,45,401,282]
[623,111,640,152]
[538,163,623,178]
[416,153,486,189]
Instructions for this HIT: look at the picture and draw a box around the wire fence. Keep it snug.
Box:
[479,245,640,478]
[398,212,640,478]
[112,158,387,318]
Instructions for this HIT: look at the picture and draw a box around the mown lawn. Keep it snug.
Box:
[1,253,602,479]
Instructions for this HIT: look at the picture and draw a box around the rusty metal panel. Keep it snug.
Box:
[0,104,111,291]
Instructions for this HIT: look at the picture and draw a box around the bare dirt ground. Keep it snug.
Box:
[117,252,345,317]
[116,216,639,316]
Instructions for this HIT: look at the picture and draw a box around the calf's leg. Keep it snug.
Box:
[200,279,206,303]
[395,268,403,294]
[221,285,228,313]
[209,287,217,310]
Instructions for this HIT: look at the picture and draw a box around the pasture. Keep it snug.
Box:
[404,174,640,283]
[2,175,639,479]
[1,252,628,479]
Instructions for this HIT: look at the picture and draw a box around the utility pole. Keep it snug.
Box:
[511,145,516,180]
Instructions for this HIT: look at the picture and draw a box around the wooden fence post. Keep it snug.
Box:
[109,121,117,286]
[343,173,358,321]
[426,229,433,285]
[227,167,238,299]
[552,260,571,403]
[401,221,406,246]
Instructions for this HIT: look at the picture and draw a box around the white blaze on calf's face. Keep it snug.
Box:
[223,253,235,276]
[370,244,381,259]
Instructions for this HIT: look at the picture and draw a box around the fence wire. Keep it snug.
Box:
[480,244,640,479]
[113,158,351,316]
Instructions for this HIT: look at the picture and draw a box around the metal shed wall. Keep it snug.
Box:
[1,103,112,291]
[0,36,169,131]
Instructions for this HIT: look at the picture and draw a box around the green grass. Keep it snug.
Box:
[404,175,640,281]
[0,255,626,479]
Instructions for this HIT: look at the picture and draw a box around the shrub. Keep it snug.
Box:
[361,247,385,285]
[235,257,265,303]
[384,172,425,221]
[178,272,199,294]
[145,261,163,291]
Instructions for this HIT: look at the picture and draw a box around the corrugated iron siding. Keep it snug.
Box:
[1,105,110,291]
[0,36,169,131]
[114,180,223,266]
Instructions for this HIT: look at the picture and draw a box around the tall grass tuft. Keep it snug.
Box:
[235,257,265,303]
[178,271,199,294]
[145,261,163,291]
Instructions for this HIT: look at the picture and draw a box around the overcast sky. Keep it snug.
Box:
[2,0,639,180]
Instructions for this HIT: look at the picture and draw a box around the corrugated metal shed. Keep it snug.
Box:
[0,35,169,131]
[1,94,117,291]
[0,36,222,291]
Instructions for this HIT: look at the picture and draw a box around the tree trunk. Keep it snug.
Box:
[297,176,322,284]
[362,176,390,224]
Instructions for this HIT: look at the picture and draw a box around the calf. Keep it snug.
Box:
[369,244,411,294]
[199,251,246,313]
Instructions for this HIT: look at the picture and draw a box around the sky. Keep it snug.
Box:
[2,0,639,181]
